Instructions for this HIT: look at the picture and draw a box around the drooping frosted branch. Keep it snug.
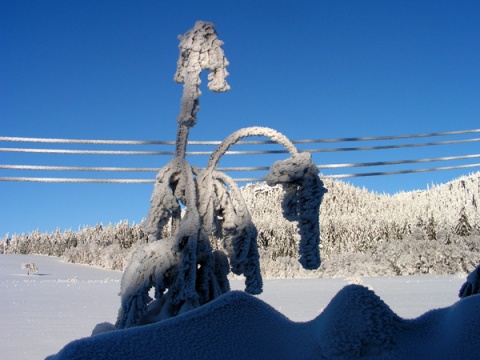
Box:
[116,236,179,328]
[206,126,324,271]
[210,170,262,294]
[174,21,230,96]
[206,126,298,172]
[144,159,182,238]
[265,152,326,269]
[174,21,230,158]
[144,158,199,239]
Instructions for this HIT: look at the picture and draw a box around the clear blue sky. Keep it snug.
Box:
[1,0,479,236]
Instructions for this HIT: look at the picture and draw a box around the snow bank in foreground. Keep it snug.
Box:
[48,285,480,360]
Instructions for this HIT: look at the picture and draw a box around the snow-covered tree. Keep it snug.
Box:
[115,21,326,328]
[425,214,437,241]
[455,207,473,236]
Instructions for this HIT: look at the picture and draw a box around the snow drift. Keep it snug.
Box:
[47,284,480,360]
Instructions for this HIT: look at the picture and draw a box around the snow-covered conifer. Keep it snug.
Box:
[455,207,473,236]
[426,214,437,241]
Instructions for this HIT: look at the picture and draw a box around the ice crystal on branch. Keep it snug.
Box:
[116,21,325,329]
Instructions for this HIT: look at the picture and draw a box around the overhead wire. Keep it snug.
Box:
[1,129,479,183]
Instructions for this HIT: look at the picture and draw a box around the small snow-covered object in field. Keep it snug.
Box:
[21,262,38,275]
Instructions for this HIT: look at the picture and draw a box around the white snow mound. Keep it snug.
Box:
[47,284,480,360]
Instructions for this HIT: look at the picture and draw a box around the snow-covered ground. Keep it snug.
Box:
[0,254,473,360]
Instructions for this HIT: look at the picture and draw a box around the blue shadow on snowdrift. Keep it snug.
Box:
[47,284,480,360]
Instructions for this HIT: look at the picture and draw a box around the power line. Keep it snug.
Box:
[2,138,479,156]
[2,128,479,145]
[0,177,154,184]
[1,129,479,183]
[323,163,480,179]
[4,162,478,184]
[2,154,479,173]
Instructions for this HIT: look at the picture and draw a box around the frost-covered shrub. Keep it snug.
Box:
[62,221,148,270]
[115,21,325,328]
[258,250,391,279]
[376,236,480,276]
[321,252,396,278]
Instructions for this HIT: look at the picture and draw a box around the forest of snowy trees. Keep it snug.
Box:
[2,171,479,278]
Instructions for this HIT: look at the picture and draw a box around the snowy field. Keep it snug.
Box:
[0,254,469,360]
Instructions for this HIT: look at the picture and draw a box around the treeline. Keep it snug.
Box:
[241,172,479,278]
[2,172,479,277]
[244,173,479,257]
[1,221,149,270]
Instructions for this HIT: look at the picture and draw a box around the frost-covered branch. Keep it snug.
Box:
[265,152,326,269]
[174,20,230,158]
[211,170,262,294]
[206,126,298,171]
